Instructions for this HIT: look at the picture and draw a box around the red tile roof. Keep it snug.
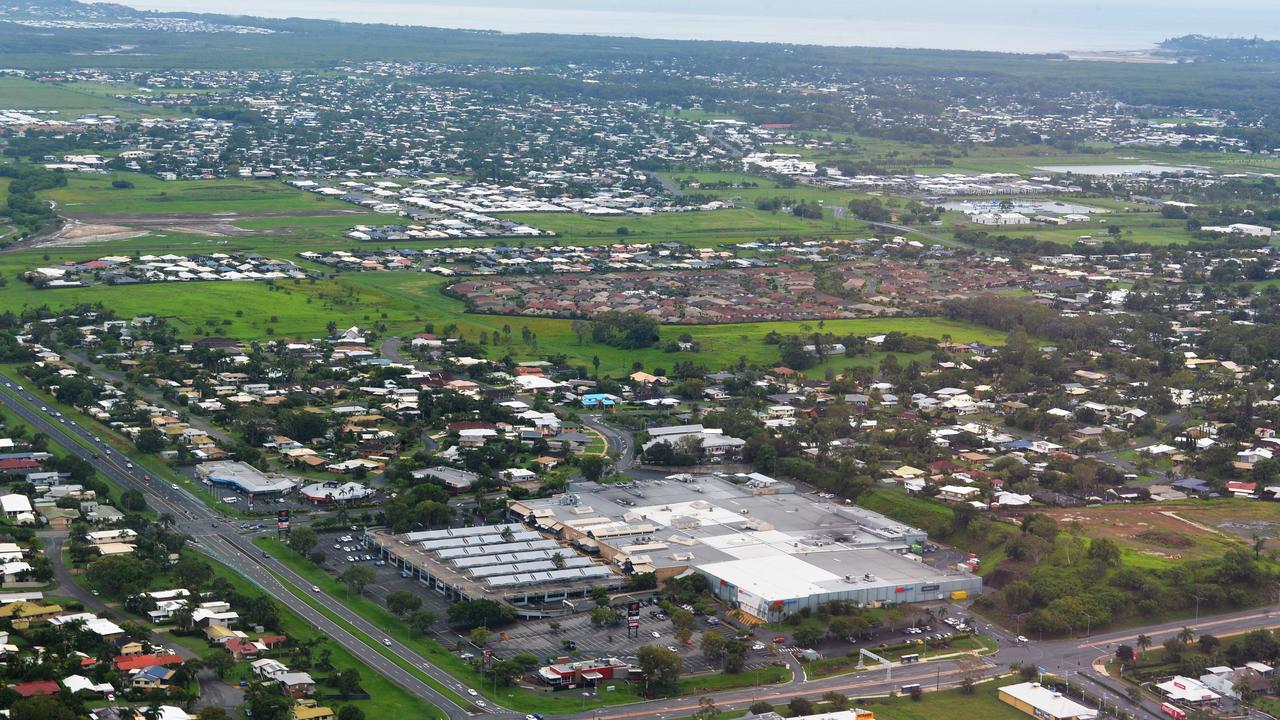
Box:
[115,653,183,671]
[12,680,59,697]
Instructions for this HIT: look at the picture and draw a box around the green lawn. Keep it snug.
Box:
[45,174,356,215]
[867,680,1030,720]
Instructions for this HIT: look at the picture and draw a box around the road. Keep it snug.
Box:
[580,413,635,471]
[868,221,956,246]
[0,371,486,720]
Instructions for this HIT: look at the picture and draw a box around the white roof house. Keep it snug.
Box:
[0,494,32,517]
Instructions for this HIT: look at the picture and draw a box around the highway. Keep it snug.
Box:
[10,367,1280,720]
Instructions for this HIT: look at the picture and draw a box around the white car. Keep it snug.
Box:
[467,689,478,696]
[1016,635,1029,644]
[382,638,392,646]
[312,586,320,593]
[651,631,660,638]
[752,642,765,651]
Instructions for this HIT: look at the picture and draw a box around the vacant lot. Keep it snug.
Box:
[1039,500,1261,567]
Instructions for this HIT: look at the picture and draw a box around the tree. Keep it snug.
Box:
[288,527,318,558]
[1116,644,1135,662]
[579,456,606,483]
[10,696,76,720]
[590,311,660,349]
[1137,633,1153,653]
[386,590,422,618]
[200,709,231,720]
[339,566,375,595]
[337,707,365,720]
[335,669,362,699]
[793,625,822,648]
[1178,626,1196,644]
[86,554,150,597]
[135,428,166,453]
[723,639,746,674]
[789,698,815,716]
[671,608,696,643]
[121,488,148,512]
[1086,538,1121,567]
[408,609,437,634]
[693,696,718,720]
[469,627,493,647]
[701,629,726,664]
[171,556,212,589]
[447,599,515,629]
[823,692,850,710]
[204,649,234,679]
[637,645,683,695]
[591,606,621,627]
[749,701,774,716]
[246,685,291,720]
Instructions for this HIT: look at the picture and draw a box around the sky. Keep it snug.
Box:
[104,0,1280,53]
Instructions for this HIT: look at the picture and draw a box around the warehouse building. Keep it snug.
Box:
[508,475,980,621]
[366,523,623,618]
[999,682,1098,720]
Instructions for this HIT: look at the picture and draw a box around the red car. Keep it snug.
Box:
[773,636,786,644]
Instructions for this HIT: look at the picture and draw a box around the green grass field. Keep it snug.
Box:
[867,680,1030,720]
[0,77,191,119]
[45,174,358,215]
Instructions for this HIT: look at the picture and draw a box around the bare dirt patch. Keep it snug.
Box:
[33,219,150,246]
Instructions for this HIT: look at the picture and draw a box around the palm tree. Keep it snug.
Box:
[1178,626,1196,644]
[1137,633,1152,653]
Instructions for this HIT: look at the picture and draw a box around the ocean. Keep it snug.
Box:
[105,0,1280,53]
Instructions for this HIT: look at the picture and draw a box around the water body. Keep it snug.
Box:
[108,0,1280,53]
